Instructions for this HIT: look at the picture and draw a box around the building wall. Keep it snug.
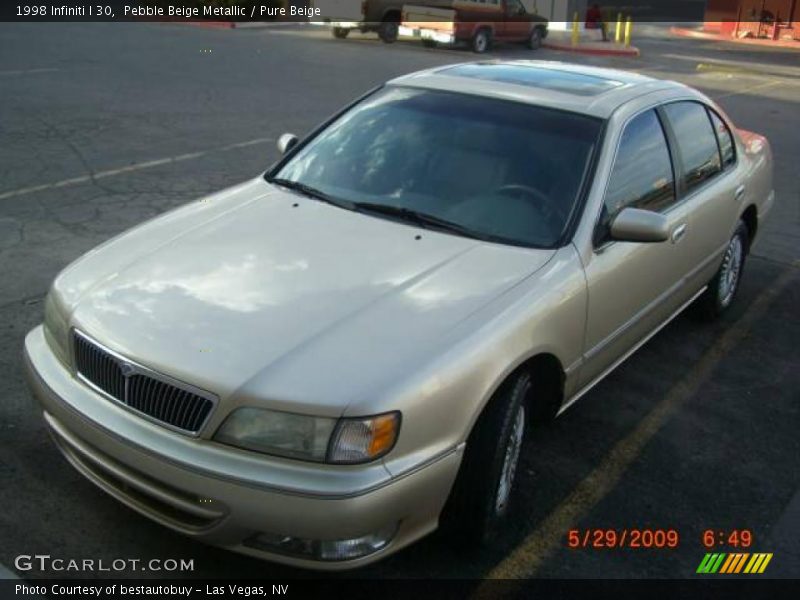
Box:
[524,0,587,31]
[706,0,799,39]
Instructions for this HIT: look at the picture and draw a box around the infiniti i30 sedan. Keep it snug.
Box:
[24,61,774,569]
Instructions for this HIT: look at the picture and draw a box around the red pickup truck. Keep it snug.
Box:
[400,0,549,53]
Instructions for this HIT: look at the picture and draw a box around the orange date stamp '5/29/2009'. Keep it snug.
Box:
[566,528,681,549]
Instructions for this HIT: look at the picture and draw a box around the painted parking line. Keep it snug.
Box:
[0,68,60,76]
[712,80,785,100]
[0,563,47,599]
[661,53,800,79]
[480,261,799,581]
[0,136,274,201]
[0,562,18,579]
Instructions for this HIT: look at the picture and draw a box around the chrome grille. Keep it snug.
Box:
[73,331,215,434]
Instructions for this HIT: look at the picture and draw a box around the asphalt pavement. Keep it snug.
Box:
[0,22,798,580]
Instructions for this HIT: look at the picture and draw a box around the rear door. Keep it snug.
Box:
[659,101,742,290]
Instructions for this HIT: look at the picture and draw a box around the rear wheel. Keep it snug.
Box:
[443,371,531,544]
[472,28,491,53]
[379,19,399,43]
[527,26,543,49]
[697,221,748,318]
[332,27,349,39]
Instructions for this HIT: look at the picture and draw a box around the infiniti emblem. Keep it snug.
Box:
[119,362,135,377]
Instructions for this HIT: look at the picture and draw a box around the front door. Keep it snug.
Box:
[501,0,532,40]
[580,108,694,388]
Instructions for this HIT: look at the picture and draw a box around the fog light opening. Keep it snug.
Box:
[318,523,397,561]
[245,523,398,561]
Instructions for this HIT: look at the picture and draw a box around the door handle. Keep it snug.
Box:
[671,223,687,244]
[735,184,746,201]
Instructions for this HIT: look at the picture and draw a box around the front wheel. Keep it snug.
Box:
[697,221,748,318]
[472,28,491,53]
[332,27,349,39]
[442,371,531,544]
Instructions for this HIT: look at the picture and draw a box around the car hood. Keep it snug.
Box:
[61,179,554,417]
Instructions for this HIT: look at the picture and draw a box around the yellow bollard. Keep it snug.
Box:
[615,12,622,43]
[572,11,580,46]
[624,16,632,47]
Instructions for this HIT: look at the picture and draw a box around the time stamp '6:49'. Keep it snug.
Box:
[16,5,115,17]
[565,528,755,550]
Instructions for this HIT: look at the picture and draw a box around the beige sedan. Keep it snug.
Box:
[24,61,774,569]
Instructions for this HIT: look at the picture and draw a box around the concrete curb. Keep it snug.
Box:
[234,21,312,29]
[670,26,800,49]
[669,26,719,40]
[159,19,311,29]
[542,41,640,56]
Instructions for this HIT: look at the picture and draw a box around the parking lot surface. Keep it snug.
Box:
[0,22,798,580]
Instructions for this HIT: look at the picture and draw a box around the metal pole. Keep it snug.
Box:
[572,11,580,46]
[615,12,622,42]
[624,15,632,47]
[734,4,742,37]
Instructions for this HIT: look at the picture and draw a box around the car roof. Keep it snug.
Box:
[387,60,688,118]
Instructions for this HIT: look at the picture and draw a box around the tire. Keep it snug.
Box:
[697,221,748,318]
[422,39,438,48]
[442,371,531,545]
[472,28,491,53]
[527,26,543,49]
[378,20,399,43]
[332,27,349,39]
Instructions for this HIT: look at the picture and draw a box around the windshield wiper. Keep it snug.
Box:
[269,178,354,210]
[353,202,497,242]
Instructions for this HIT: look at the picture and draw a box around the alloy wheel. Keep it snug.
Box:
[718,234,744,307]
[495,404,525,514]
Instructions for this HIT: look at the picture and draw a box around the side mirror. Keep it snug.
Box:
[609,207,670,243]
[277,133,298,156]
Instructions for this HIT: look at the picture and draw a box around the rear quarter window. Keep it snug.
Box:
[707,109,736,168]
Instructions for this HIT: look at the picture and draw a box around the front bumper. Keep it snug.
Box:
[23,325,462,570]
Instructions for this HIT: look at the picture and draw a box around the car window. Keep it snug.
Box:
[707,109,736,168]
[273,87,602,249]
[662,101,722,192]
[602,109,676,227]
[506,0,525,13]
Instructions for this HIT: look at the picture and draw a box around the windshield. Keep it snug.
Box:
[270,87,603,248]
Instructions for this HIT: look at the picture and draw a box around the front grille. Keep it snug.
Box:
[73,331,215,434]
[74,333,125,400]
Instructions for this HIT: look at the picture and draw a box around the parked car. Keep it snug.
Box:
[316,0,450,42]
[25,61,774,570]
[401,0,548,52]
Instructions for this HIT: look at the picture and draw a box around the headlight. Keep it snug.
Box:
[214,408,336,462]
[214,409,400,464]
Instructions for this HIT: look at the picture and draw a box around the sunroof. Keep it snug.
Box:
[441,63,625,96]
